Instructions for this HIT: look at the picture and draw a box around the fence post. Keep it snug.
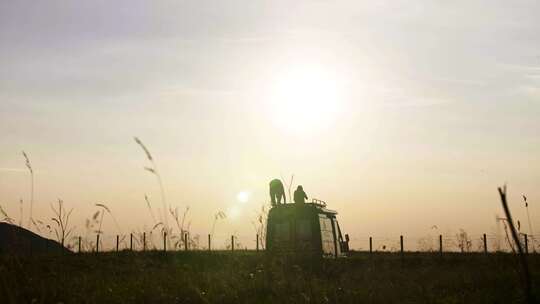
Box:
[96,234,100,253]
[400,235,404,259]
[256,234,259,251]
[369,236,372,254]
[78,236,82,253]
[439,235,443,258]
[143,232,146,251]
[130,233,133,251]
[163,232,167,252]
[184,233,188,251]
[116,235,119,252]
[483,233,487,254]
[524,234,529,254]
[231,235,234,252]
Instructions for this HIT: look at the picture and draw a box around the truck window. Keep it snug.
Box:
[333,219,341,256]
[319,215,335,256]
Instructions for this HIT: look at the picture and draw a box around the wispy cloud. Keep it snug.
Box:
[0,168,26,173]
[160,87,241,98]
[382,97,451,108]
[497,63,540,72]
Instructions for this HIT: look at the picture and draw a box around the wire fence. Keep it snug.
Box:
[348,234,540,253]
[63,232,263,253]
[57,232,540,254]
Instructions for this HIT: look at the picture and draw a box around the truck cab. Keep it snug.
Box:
[266,199,349,258]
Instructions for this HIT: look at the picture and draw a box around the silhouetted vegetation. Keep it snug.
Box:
[1,251,539,303]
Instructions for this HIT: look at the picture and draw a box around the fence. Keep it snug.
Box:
[61,232,540,254]
[66,232,264,253]
[348,233,539,253]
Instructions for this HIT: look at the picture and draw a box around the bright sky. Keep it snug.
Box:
[1,1,539,249]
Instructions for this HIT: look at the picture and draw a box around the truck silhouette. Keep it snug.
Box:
[265,199,349,258]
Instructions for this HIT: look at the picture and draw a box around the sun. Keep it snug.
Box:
[237,191,249,204]
[268,65,343,135]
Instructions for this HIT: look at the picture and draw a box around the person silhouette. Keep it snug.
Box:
[294,185,308,204]
[269,179,286,206]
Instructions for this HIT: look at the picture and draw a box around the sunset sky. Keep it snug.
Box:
[1,1,539,249]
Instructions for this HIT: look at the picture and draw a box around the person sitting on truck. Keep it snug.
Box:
[269,179,286,206]
[294,185,308,204]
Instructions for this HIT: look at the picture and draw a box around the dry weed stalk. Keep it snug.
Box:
[456,229,472,252]
[22,151,34,227]
[251,205,268,249]
[134,137,168,228]
[144,194,157,224]
[210,210,226,238]
[169,206,191,248]
[30,218,41,233]
[51,199,74,247]
[96,203,122,234]
[19,199,23,227]
[523,195,535,251]
[81,211,101,251]
[498,185,533,303]
[148,222,164,249]
[0,205,14,224]
[496,215,515,253]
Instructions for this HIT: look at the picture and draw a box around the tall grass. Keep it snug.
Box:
[83,210,101,251]
[18,199,23,227]
[134,137,168,229]
[0,205,14,224]
[456,229,472,252]
[210,211,226,242]
[144,194,157,224]
[251,205,268,249]
[170,206,191,249]
[498,185,533,303]
[50,199,74,248]
[497,215,516,253]
[21,151,34,228]
[523,195,535,250]
[95,203,122,234]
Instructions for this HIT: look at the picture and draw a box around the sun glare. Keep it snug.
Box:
[269,65,343,135]
[227,205,241,219]
[237,191,249,203]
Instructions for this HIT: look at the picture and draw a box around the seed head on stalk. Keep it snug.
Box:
[211,210,226,238]
[95,203,122,234]
[134,137,168,228]
[523,195,535,246]
[144,194,157,224]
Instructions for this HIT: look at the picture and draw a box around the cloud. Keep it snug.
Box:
[159,87,240,98]
[382,97,451,108]
[0,168,26,173]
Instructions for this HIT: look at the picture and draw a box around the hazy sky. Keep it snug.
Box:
[1,1,539,249]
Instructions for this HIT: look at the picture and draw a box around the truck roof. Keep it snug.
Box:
[269,203,338,217]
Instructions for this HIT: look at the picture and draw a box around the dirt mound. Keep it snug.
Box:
[0,222,71,255]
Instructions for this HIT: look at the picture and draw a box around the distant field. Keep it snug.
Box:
[1,251,538,303]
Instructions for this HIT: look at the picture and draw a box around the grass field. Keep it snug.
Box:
[1,251,538,303]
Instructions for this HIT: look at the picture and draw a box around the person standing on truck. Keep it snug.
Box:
[294,185,308,204]
[269,179,286,206]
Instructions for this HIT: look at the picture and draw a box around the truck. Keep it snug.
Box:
[265,199,349,258]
